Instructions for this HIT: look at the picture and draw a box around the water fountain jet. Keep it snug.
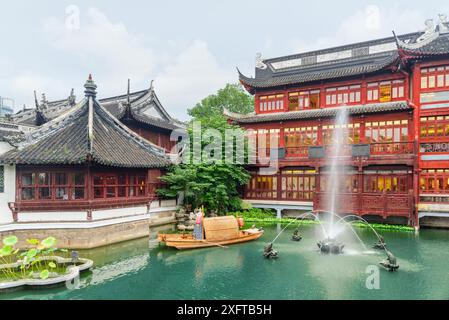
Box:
[317,108,349,254]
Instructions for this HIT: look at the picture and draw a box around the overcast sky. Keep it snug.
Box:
[0,0,448,120]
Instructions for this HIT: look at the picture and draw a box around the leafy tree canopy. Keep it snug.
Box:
[158,164,249,215]
[158,83,254,215]
[187,83,254,121]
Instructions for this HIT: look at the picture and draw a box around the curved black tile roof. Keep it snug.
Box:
[0,78,171,168]
[398,32,449,56]
[11,85,184,132]
[226,101,412,124]
[239,28,449,91]
[239,52,399,89]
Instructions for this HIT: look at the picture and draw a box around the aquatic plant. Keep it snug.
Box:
[0,236,69,281]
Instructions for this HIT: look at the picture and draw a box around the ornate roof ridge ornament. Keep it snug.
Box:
[68,88,76,106]
[255,52,267,70]
[84,74,96,153]
[438,13,449,34]
[127,79,131,106]
[84,73,97,98]
[40,93,48,110]
[394,15,448,50]
[33,91,39,109]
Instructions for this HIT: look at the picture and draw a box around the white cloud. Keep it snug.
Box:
[154,40,234,120]
[36,8,232,120]
[42,7,156,95]
[290,4,426,53]
[8,74,69,106]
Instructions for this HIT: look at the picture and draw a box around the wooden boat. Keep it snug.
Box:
[157,216,263,250]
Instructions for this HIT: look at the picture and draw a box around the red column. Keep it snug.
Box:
[283,91,289,112]
[359,116,366,144]
[317,120,323,145]
[411,63,421,229]
[255,95,260,114]
[279,122,285,148]
[361,79,367,105]
[319,84,326,108]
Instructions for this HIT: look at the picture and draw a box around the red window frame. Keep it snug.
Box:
[320,172,359,193]
[325,85,361,107]
[322,123,361,145]
[420,115,449,141]
[255,128,280,158]
[245,174,278,199]
[363,173,409,194]
[365,120,409,143]
[288,90,320,111]
[284,126,317,157]
[19,171,87,201]
[367,80,405,103]
[93,173,148,199]
[420,169,449,194]
[420,65,449,92]
[280,169,316,200]
[258,94,284,113]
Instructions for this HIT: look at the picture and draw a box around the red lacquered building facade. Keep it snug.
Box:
[229,18,449,227]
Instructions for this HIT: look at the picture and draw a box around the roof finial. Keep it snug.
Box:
[84,74,97,98]
[255,52,267,70]
[439,13,449,33]
[68,88,76,106]
[40,93,48,108]
[127,79,131,106]
[34,90,39,109]
[150,80,154,91]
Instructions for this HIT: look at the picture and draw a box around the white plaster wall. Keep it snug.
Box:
[93,205,148,220]
[18,211,87,222]
[0,142,15,224]
[18,205,177,223]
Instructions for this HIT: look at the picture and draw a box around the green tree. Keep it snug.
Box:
[158,164,249,215]
[188,83,254,121]
[158,83,253,215]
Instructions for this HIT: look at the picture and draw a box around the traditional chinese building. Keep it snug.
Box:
[0,76,179,248]
[10,81,183,154]
[228,15,449,228]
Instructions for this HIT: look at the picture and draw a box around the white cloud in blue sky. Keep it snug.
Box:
[0,0,448,119]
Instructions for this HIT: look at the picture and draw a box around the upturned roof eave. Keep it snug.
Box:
[227,101,412,124]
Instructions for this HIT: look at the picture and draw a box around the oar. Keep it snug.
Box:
[200,240,228,249]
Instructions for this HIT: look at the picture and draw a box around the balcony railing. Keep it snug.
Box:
[370,142,415,155]
[313,191,414,218]
[285,146,309,158]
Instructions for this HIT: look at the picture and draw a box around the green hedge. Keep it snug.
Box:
[229,209,415,232]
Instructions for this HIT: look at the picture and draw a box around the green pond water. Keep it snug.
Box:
[1,223,449,300]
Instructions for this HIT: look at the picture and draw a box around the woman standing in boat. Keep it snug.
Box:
[193,208,204,240]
